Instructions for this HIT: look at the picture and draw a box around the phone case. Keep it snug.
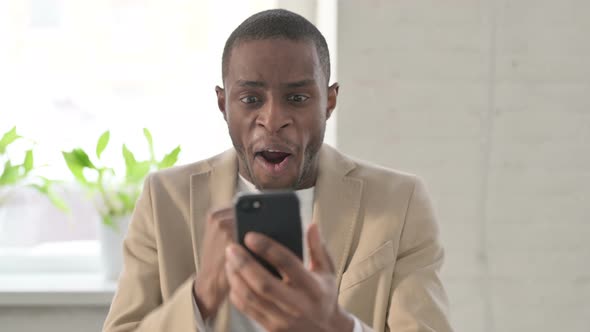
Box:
[234,191,303,278]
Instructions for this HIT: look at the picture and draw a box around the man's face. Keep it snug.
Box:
[217,38,338,190]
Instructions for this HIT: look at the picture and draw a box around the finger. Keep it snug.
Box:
[244,233,321,294]
[225,250,291,329]
[307,223,335,273]
[215,217,236,234]
[207,207,234,224]
[207,207,235,232]
[203,217,235,246]
[226,244,304,316]
[227,272,275,327]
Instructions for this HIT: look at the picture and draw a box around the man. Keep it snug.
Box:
[104,9,452,332]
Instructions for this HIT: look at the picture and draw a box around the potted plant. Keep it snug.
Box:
[0,127,68,246]
[62,128,180,279]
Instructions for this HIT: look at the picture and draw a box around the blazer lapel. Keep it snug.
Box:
[208,149,239,212]
[313,145,363,289]
[190,149,238,271]
[190,171,210,272]
[190,149,237,332]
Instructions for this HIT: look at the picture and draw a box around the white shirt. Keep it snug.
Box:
[192,175,361,332]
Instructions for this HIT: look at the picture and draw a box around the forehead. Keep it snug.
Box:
[226,38,323,86]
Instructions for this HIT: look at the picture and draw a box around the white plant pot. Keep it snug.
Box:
[99,215,131,280]
[0,187,42,247]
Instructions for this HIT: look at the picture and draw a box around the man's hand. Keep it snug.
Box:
[193,207,235,320]
[225,223,354,332]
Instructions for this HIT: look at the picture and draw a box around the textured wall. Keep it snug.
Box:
[336,1,590,331]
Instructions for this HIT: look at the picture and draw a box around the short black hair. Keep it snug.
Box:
[222,9,331,84]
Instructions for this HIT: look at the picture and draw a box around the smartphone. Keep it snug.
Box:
[234,191,303,278]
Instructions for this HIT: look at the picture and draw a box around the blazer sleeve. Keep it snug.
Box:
[102,175,199,332]
[344,177,453,332]
[382,176,453,332]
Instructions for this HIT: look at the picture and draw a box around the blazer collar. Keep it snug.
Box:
[190,149,238,270]
[313,144,363,288]
[189,149,238,332]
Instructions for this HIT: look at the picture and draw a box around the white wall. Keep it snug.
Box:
[336,1,590,332]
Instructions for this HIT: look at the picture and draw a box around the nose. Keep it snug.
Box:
[256,98,292,133]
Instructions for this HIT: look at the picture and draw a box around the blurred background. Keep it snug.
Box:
[0,0,588,331]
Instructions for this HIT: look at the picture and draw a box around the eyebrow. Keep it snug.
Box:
[236,80,266,88]
[234,79,316,89]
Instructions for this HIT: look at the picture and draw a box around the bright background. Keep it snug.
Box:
[0,0,336,265]
[1,1,589,332]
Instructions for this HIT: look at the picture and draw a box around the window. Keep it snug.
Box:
[0,0,337,274]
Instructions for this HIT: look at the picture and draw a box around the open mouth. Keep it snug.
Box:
[254,149,293,174]
[257,150,291,164]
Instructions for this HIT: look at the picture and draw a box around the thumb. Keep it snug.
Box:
[307,223,335,273]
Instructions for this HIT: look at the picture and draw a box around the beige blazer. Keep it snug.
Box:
[103,145,453,332]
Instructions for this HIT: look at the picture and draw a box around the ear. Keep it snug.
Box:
[215,85,227,121]
[326,82,339,120]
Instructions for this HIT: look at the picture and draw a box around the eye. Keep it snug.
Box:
[240,96,261,104]
[287,94,309,103]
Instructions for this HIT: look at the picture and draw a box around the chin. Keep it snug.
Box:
[254,173,298,190]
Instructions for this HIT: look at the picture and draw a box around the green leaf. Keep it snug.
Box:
[143,128,155,161]
[158,146,181,169]
[62,150,91,185]
[0,126,21,154]
[73,148,96,169]
[96,130,110,159]
[23,149,34,173]
[123,144,151,183]
[143,128,153,146]
[128,161,151,184]
[122,144,137,170]
[0,161,21,185]
[30,183,47,194]
[29,183,70,213]
[47,191,70,212]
